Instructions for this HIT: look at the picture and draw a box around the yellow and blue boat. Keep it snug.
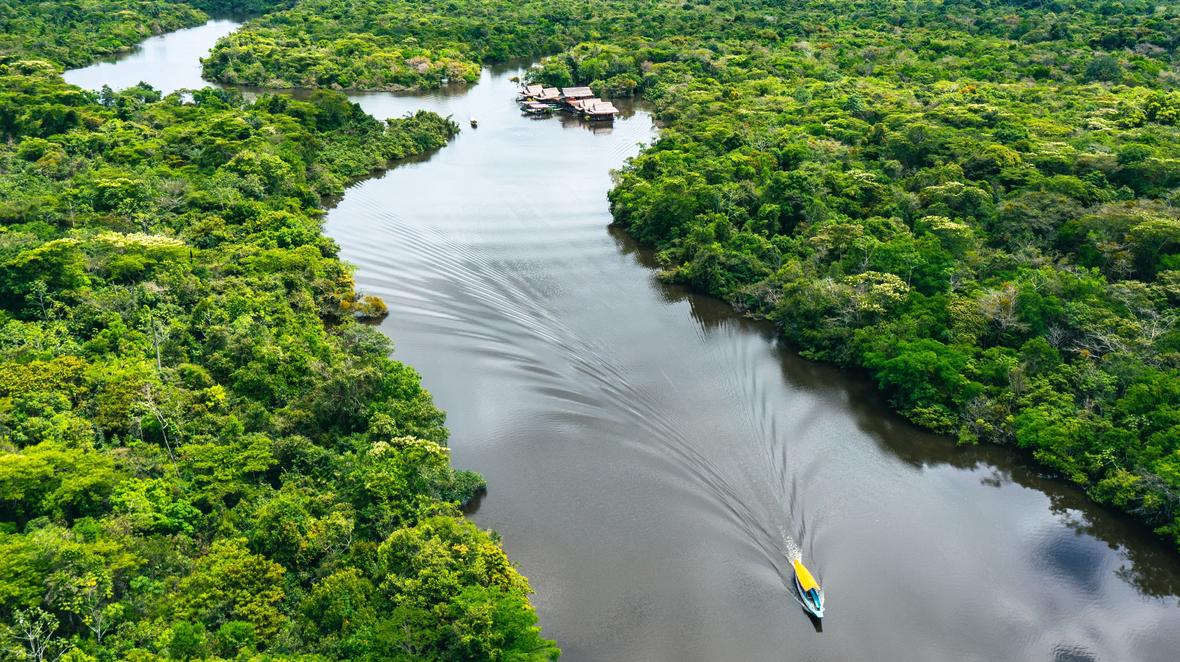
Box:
[792,557,825,619]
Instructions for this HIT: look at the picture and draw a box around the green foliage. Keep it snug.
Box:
[532,0,1180,550]
[159,0,1180,564]
[0,1,207,68]
[176,538,286,639]
[4,0,1180,656]
[203,0,498,90]
[371,516,560,661]
[0,13,554,658]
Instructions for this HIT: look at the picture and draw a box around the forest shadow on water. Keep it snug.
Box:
[262,55,1180,662]
[62,21,1180,661]
[611,225,1180,606]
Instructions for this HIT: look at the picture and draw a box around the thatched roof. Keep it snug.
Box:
[561,86,595,98]
[584,100,619,115]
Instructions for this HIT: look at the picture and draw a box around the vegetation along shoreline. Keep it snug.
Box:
[0,1,559,659]
[0,0,1179,658]
[203,0,1180,552]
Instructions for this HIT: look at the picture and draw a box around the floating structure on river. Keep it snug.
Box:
[517,85,562,103]
[569,97,620,121]
[516,84,619,121]
[521,101,552,116]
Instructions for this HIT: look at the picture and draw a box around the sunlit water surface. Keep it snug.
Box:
[67,22,1180,662]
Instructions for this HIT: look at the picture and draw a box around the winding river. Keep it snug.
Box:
[65,21,1180,662]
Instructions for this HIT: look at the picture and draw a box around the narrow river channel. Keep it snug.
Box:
[65,20,1180,662]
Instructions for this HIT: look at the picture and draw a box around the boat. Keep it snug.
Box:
[792,557,824,619]
[521,101,552,116]
[470,117,478,128]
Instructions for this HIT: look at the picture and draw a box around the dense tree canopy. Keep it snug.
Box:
[0,5,558,660]
[593,5,1180,550]
[3,0,1180,656]
[0,1,206,67]
[200,0,1180,552]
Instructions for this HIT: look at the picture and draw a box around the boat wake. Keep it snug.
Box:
[327,82,819,623]
[781,538,811,612]
[784,536,802,563]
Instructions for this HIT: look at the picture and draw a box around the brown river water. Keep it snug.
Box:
[64,20,1180,662]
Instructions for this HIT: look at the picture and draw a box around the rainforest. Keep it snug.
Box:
[209,0,1180,560]
[1,0,1179,660]
[0,2,558,660]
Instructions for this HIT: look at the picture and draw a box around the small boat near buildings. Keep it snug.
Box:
[521,101,552,116]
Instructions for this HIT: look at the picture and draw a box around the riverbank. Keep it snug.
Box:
[32,15,1180,662]
[314,65,1180,661]
[194,0,1180,557]
[0,0,207,67]
[0,16,556,660]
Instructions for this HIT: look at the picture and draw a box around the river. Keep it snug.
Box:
[64,20,1180,662]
